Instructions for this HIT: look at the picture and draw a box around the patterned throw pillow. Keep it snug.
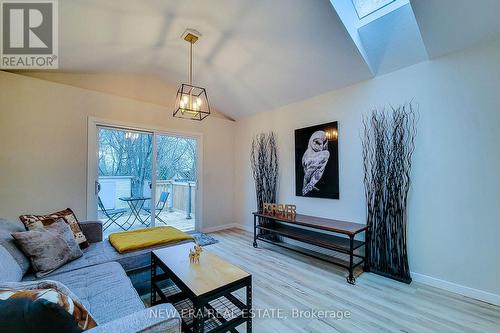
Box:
[0,287,97,330]
[19,208,89,249]
[12,219,83,277]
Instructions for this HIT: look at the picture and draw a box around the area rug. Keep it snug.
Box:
[187,231,219,246]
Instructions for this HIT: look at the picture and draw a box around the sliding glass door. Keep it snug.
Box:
[96,127,153,237]
[91,125,198,238]
[155,134,196,232]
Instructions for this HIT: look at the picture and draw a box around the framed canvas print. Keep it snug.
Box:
[295,121,339,199]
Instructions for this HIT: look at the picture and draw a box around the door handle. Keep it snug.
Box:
[95,181,101,195]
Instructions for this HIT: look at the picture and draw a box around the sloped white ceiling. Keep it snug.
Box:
[35,0,500,119]
[411,0,500,58]
[58,0,372,119]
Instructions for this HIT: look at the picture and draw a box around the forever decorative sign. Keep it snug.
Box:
[263,203,297,217]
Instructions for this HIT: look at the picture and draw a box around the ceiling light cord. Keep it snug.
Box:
[189,41,193,86]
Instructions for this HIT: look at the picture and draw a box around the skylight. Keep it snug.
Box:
[352,0,395,19]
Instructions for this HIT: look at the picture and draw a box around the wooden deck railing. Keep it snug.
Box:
[98,177,195,218]
[154,180,196,218]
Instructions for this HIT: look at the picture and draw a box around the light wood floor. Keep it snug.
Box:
[207,229,500,333]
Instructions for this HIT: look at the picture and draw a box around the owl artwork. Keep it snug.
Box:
[302,130,330,195]
[295,121,339,199]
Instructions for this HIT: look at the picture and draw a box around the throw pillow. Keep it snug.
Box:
[0,298,82,333]
[19,208,89,249]
[12,219,83,277]
[45,218,84,259]
[0,287,97,331]
[1,280,84,307]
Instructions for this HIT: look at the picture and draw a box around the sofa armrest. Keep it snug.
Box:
[86,304,181,333]
[79,220,103,243]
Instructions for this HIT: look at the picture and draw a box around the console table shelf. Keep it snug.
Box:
[252,211,369,284]
[256,224,365,254]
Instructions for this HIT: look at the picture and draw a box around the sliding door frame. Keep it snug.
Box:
[86,116,203,232]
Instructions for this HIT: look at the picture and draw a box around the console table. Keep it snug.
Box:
[252,211,368,284]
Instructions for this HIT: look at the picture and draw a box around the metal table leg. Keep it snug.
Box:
[150,255,157,305]
[246,277,253,333]
[253,215,258,248]
[347,236,355,284]
[192,298,204,333]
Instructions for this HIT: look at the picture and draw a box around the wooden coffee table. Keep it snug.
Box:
[151,243,252,333]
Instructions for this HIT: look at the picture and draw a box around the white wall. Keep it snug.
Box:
[1,39,499,304]
[234,40,500,300]
[17,72,233,120]
[0,71,236,232]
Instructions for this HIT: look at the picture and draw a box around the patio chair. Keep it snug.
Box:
[144,191,169,225]
[98,196,129,231]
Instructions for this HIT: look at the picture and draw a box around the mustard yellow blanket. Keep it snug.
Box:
[109,226,193,253]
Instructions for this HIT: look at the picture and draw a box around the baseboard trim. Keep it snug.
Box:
[237,224,254,233]
[202,223,239,233]
[411,272,500,306]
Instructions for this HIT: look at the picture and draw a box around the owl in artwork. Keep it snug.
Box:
[302,130,330,195]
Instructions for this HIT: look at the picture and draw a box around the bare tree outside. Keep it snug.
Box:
[156,135,196,181]
[98,128,196,196]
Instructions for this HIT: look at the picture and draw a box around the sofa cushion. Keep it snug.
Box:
[86,304,181,333]
[79,221,103,243]
[22,238,193,280]
[47,262,145,324]
[0,284,97,330]
[20,208,89,249]
[0,244,23,281]
[12,220,83,278]
[0,218,30,275]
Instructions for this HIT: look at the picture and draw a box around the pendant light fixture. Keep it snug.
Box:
[173,29,210,121]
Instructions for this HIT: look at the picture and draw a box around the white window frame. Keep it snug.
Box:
[86,116,203,232]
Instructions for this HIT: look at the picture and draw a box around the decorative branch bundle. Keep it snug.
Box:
[250,132,279,231]
[362,103,417,283]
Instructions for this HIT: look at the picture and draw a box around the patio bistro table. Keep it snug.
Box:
[119,196,151,228]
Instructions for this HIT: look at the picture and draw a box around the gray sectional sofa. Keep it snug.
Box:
[0,218,184,333]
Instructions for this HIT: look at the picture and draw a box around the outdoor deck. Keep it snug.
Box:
[100,210,195,239]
